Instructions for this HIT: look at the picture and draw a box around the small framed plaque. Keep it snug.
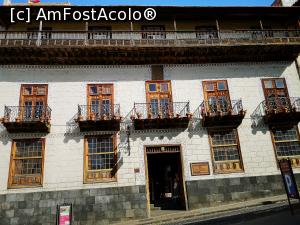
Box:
[190,162,210,176]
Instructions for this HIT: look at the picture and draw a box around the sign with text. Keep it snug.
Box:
[279,159,299,199]
[57,204,72,225]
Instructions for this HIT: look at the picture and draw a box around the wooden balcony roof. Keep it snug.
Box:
[0,29,299,65]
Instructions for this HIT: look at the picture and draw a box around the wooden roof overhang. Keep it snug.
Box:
[0,43,299,65]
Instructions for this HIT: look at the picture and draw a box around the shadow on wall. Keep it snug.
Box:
[0,125,9,145]
[188,118,206,138]
[251,123,268,135]
[112,153,124,177]
[63,113,82,143]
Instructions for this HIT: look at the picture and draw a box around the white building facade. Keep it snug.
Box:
[0,5,300,225]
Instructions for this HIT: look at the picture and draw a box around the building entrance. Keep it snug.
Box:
[145,145,186,211]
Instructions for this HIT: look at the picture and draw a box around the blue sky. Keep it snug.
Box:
[10,0,274,6]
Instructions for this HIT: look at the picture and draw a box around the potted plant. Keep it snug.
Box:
[137,113,142,119]
[186,112,193,119]
[90,113,95,121]
[77,115,83,122]
[102,114,107,120]
[15,116,21,123]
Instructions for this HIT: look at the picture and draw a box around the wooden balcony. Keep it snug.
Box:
[0,105,51,133]
[251,97,300,126]
[75,104,121,132]
[0,29,299,64]
[131,102,191,130]
[197,99,246,128]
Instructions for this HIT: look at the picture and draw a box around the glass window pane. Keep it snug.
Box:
[273,127,299,142]
[149,84,157,92]
[87,137,115,171]
[24,87,32,95]
[160,83,168,92]
[102,87,111,94]
[275,79,285,88]
[273,127,300,157]
[205,83,214,91]
[150,99,159,116]
[217,81,227,90]
[264,80,273,89]
[90,86,98,95]
[211,130,238,146]
[37,87,46,95]
[102,99,111,115]
[213,146,239,161]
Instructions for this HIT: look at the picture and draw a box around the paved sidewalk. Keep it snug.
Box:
[115,195,299,225]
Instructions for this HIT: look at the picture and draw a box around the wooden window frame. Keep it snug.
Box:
[19,84,48,106]
[87,84,114,120]
[8,138,45,188]
[202,80,232,115]
[208,128,244,174]
[145,80,173,118]
[19,84,48,122]
[83,135,117,183]
[270,125,300,168]
[261,78,291,113]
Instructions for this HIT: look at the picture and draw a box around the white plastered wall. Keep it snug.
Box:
[0,62,299,194]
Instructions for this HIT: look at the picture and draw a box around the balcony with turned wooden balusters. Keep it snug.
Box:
[0,105,51,133]
[0,29,299,64]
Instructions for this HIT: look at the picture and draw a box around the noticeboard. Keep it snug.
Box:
[190,162,210,176]
[57,203,72,225]
[279,159,300,199]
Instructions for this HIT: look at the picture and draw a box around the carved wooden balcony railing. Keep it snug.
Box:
[0,29,299,47]
[196,99,246,127]
[0,105,51,133]
[75,104,121,132]
[251,97,300,126]
[131,102,191,130]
